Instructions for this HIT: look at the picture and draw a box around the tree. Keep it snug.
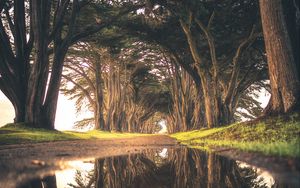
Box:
[0,0,143,129]
[259,0,300,114]
[166,62,202,133]
[61,41,170,132]
[62,44,106,130]
[131,0,267,128]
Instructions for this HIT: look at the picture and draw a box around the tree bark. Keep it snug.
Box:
[25,0,52,128]
[94,57,105,130]
[42,175,57,188]
[180,18,217,128]
[259,0,300,114]
[95,159,105,188]
[1,1,140,130]
[42,48,68,129]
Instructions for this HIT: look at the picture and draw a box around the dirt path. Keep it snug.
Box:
[0,135,178,187]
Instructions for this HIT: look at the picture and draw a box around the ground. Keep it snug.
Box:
[0,135,299,187]
[0,135,178,187]
[0,116,299,187]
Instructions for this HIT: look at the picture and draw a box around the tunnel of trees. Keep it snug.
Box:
[0,0,299,133]
[24,148,279,188]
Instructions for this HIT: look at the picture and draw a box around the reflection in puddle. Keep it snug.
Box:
[56,160,94,187]
[237,161,275,187]
[17,148,299,188]
[158,148,168,158]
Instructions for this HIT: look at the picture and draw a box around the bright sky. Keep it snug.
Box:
[0,91,78,130]
[158,119,168,134]
[0,92,14,127]
[256,87,270,108]
[56,159,95,187]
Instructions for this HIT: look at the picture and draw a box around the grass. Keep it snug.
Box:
[1,114,300,158]
[171,113,300,158]
[0,123,150,145]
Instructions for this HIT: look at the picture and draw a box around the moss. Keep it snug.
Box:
[0,123,151,145]
[171,113,300,157]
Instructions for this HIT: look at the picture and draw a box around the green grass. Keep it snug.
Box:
[2,115,300,158]
[0,123,150,145]
[171,113,300,157]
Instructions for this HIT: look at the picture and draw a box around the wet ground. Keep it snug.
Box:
[0,135,299,188]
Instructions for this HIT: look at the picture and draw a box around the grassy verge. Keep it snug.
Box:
[171,113,300,157]
[0,123,150,145]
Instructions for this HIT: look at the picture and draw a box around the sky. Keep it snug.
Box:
[0,92,14,126]
[0,91,79,130]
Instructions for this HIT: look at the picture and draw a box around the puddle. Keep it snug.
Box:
[6,148,300,188]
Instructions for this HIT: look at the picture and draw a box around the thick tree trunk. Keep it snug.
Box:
[1,0,140,130]
[94,58,105,130]
[43,49,68,129]
[219,103,233,125]
[259,0,300,114]
[207,154,219,188]
[180,19,218,128]
[198,69,217,128]
[25,0,52,128]
[95,159,105,188]
[13,99,26,123]
[282,0,300,73]
[42,175,57,188]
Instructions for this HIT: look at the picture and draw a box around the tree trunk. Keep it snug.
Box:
[95,159,105,188]
[219,103,232,125]
[25,0,52,128]
[94,58,105,130]
[43,48,68,129]
[207,153,220,188]
[42,175,57,188]
[281,0,300,73]
[180,19,218,128]
[198,69,217,128]
[260,0,300,114]
[13,99,26,123]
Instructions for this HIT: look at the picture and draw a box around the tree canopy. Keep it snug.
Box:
[1,0,299,132]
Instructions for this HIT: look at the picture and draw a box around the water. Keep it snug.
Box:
[13,147,300,188]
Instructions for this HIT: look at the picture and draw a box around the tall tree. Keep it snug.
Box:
[0,0,143,129]
[140,0,266,128]
[114,0,269,129]
[259,0,300,114]
[61,42,170,132]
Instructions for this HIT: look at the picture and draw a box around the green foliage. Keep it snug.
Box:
[171,114,300,157]
[61,37,172,131]
[0,123,150,145]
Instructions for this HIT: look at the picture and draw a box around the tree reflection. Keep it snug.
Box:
[239,166,269,188]
[68,170,94,188]
[66,148,282,188]
[17,175,57,188]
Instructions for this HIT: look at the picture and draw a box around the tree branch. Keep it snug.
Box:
[4,7,15,38]
[70,3,144,44]
[224,24,260,104]
[62,74,95,107]
[64,63,96,92]
[195,16,218,85]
